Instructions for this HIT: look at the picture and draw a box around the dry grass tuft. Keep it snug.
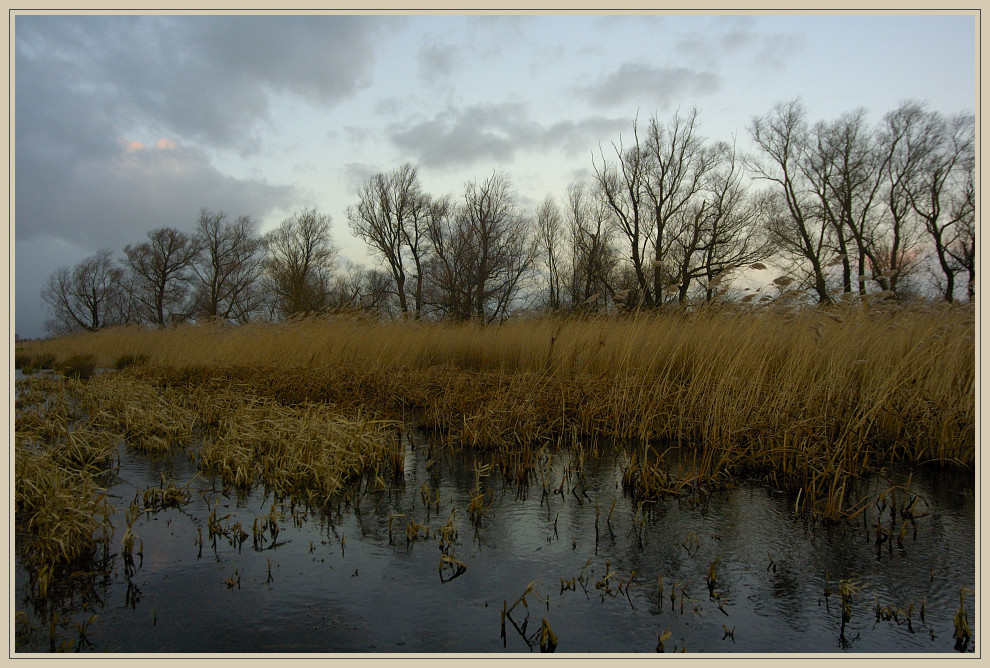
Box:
[15,377,116,572]
[198,392,399,502]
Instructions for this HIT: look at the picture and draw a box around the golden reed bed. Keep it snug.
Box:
[18,303,975,523]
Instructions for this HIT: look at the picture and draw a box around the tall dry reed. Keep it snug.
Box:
[22,301,975,519]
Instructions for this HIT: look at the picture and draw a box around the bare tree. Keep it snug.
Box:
[599,132,770,307]
[804,111,877,295]
[422,204,474,321]
[643,108,722,304]
[124,227,201,326]
[900,108,975,302]
[594,119,654,305]
[946,158,976,300]
[748,100,833,303]
[262,208,338,318]
[347,164,434,317]
[875,102,928,295]
[535,194,565,311]
[694,140,774,302]
[324,261,395,314]
[41,249,125,335]
[190,209,264,323]
[425,173,536,322]
[564,181,620,309]
[594,109,724,307]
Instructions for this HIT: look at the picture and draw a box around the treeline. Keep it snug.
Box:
[41,99,975,336]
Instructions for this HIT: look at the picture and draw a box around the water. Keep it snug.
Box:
[14,433,976,654]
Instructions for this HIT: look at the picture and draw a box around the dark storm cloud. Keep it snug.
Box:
[576,62,721,110]
[388,104,626,169]
[16,15,397,151]
[390,104,522,167]
[15,14,395,336]
[590,15,668,32]
[15,13,395,243]
[16,129,295,247]
[720,29,761,52]
[340,162,379,196]
[752,33,806,71]
[15,138,296,336]
[468,15,528,56]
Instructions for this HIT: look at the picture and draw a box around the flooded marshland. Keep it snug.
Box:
[14,309,976,654]
[14,424,975,654]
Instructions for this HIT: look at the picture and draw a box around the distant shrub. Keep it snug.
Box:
[22,352,57,374]
[55,354,97,380]
[14,351,31,370]
[114,353,149,370]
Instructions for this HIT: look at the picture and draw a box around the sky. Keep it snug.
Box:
[12,12,977,339]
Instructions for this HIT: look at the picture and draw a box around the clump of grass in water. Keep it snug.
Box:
[141,471,192,511]
[121,499,143,573]
[538,618,557,653]
[18,351,57,374]
[560,557,592,595]
[54,354,97,380]
[15,445,114,572]
[706,556,722,598]
[14,377,117,585]
[14,349,32,370]
[836,577,863,644]
[196,391,400,503]
[502,581,553,650]
[953,587,973,651]
[78,374,199,453]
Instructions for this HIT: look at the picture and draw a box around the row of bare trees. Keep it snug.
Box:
[749,99,974,304]
[576,107,774,309]
[342,94,974,322]
[41,99,974,336]
[580,100,974,311]
[41,208,391,336]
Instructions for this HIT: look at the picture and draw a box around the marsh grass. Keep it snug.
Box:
[53,354,97,380]
[15,349,31,369]
[20,302,974,521]
[15,377,118,579]
[14,365,400,585]
[15,447,114,570]
[18,351,57,374]
[953,587,973,651]
[198,393,399,502]
[141,471,193,511]
[113,353,149,371]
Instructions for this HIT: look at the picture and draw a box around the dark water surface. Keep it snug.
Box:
[14,431,975,654]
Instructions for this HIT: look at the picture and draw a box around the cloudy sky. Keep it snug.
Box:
[13,12,976,338]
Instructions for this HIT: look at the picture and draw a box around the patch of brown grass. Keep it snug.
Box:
[22,302,974,521]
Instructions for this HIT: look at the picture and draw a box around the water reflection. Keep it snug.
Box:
[14,433,975,654]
